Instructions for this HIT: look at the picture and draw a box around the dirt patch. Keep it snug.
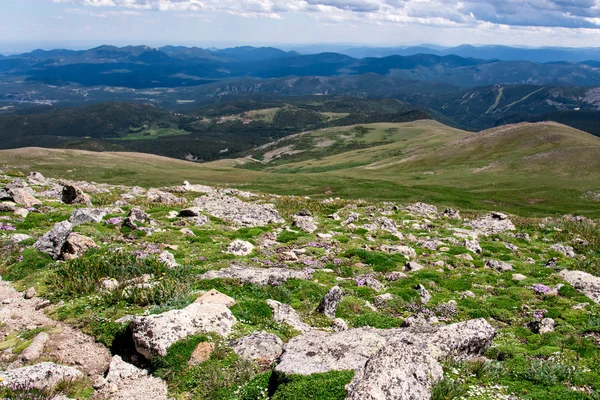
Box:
[315,139,335,148]
[0,281,111,378]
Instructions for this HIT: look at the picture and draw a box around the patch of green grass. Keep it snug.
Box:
[271,370,355,400]
[344,249,406,272]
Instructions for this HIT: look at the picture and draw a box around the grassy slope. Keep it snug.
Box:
[2,120,600,217]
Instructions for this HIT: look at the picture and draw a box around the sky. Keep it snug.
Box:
[3,0,600,53]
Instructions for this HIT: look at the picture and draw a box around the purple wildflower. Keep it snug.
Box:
[533,309,548,319]
[532,283,551,295]
[106,217,123,225]
[0,223,16,231]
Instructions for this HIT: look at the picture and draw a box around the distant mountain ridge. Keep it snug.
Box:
[4,44,600,89]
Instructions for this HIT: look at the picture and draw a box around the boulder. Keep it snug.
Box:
[0,201,16,212]
[267,299,313,333]
[103,355,169,400]
[550,244,576,258]
[10,233,31,243]
[34,220,73,260]
[317,286,343,318]
[128,207,149,223]
[0,362,83,391]
[559,269,600,304]
[346,319,496,400]
[147,189,186,205]
[158,250,179,269]
[201,265,309,286]
[469,212,515,235]
[485,259,513,272]
[230,331,283,364]
[61,232,98,260]
[9,188,42,208]
[539,318,555,334]
[69,208,108,226]
[292,215,318,233]
[406,202,438,215]
[131,302,236,358]
[342,212,360,226]
[227,239,255,256]
[443,208,461,219]
[380,245,416,259]
[464,239,482,254]
[192,193,283,227]
[24,287,36,299]
[26,171,48,186]
[405,261,425,272]
[62,184,92,206]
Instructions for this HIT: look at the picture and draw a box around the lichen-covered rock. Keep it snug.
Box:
[102,355,168,400]
[230,331,283,364]
[0,362,83,391]
[62,184,92,206]
[406,202,438,215]
[550,244,576,258]
[61,232,98,260]
[10,188,42,208]
[292,215,318,233]
[267,299,313,333]
[465,239,482,254]
[26,171,48,186]
[34,220,73,260]
[192,193,283,227]
[147,189,186,205]
[559,269,600,304]
[485,259,513,272]
[380,244,416,259]
[131,302,236,358]
[346,319,496,400]
[158,250,179,268]
[227,239,255,256]
[69,208,108,226]
[469,212,516,235]
[201,265,309,286]
[317,286,343,318]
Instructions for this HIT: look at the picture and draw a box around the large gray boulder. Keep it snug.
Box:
[33,220,73,260]
[559,269,600,304]
[69,208,108,226]
[102,355,169,400]
[469,212,515,235]
[0,362,83,391]
[192,193,283,227]
[131,302,236,358]
[346,319,496,400]
[293,215,318,233]
[230,331,284,364]
[200,265,309,286]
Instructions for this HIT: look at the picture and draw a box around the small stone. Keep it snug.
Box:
[332,318,348,332]
[539,318,555,334]
[158,250,179,269]
[485,259,513,272]
[513,273,527,281]
[24,287,36,299]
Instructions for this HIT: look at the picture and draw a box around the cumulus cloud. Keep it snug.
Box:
[51,0,600,28]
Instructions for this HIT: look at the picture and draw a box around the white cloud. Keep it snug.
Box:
[51,0,600,29]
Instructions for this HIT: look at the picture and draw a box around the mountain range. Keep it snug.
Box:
[4,45,600,89]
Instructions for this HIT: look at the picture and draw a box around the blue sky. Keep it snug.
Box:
[2,0,600,53]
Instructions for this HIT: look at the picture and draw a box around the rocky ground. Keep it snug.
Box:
[0,170,600,399]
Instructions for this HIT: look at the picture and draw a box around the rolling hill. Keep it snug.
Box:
[2,120,599,216]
